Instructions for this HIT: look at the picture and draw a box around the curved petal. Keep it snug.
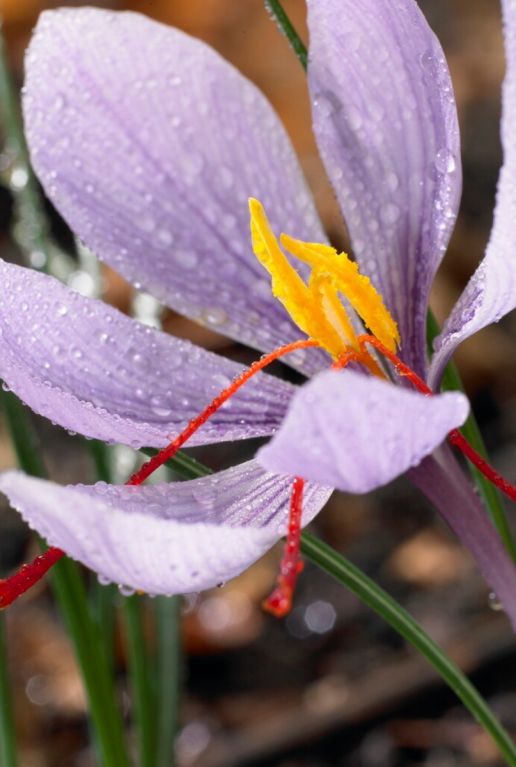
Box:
[429,0,516,388]
[257,370,469,492]
[410,448,516,632]
[23,7,328,376]
[0,260,296,448]
[307,0,461,375]
[0,463,331,594]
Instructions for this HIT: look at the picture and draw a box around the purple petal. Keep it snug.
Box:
[0,463,331,594]
[258,370,469,492]
[0,260,296,448]
[307,0,461,375]
[23,7,328,377]
[429,0,516,388]
[410,448,516,631]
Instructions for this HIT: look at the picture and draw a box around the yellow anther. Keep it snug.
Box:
[249,199,345,358]
[308,270,359,351]
[249,198,399,364]
[281,235,400,352]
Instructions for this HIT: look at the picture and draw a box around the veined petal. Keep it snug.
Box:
[0,463,332,594]
[410,448,516,631]
[307,0,461,375]
[429,0,516,388]
[257,370,469,492]
[0,261,295,448]
[23,8,328,376]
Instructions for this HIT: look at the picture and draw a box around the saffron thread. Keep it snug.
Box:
[127,338,319,486]
[263,349,367,615]
[263,476,305,617]
[359,334,516,503]
[0,339,319,609]
[0,547,64,609]
[6,331,516,613]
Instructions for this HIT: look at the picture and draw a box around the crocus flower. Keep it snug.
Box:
[1,1,516,622]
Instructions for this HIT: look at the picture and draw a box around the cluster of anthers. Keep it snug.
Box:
[1,199,516,617]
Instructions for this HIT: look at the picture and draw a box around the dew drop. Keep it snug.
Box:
[385,171,399,192]
[420,49,435,72]
[9,165,29,190]
[313,91,340,118]
[118,584,136,597]
[488,592,504,612]
[380,202,401,225]
[173,248,198,270]
[150,396,171,418]
[202,307,227,327]
[157,229,173,247]
[434,148,456,175]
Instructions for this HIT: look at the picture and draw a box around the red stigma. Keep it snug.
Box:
[6,330,516,615]
[127,338,319,485]
[359,334,516,504]
[0,339,319,610]
[263,476,305,617]
[0,547,64,609]
[262,348,367,618]
[449,429,516,501]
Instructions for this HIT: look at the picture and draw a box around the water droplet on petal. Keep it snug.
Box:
[434,148,456,174]
[150,396,171,418]
[119,584,136,597]
[202,307,227,327]
[380,203,400,225]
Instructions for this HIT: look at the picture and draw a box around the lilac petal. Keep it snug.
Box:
[410,448,516,631]
[23,8,328,377]
[307,0,461,375]
[0,463,331,594]
[0,260,296,448]
[429,0,516,388]
[258,370,468,493]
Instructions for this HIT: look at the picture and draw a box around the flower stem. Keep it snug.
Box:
[0,389,130,767]
[0,614,18,767]
[264,0,307,70]
[427,312,516,562]
[141,448,213,479]
[156,596,182,767]
[90,438,162,766]
[123,595,157,767]
[163,448,516,764]
[301,532,516,766]
[86,440,118,674]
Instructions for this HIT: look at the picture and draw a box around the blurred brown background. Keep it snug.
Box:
[2,2,516,766]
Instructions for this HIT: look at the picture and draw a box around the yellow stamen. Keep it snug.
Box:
[249,199,345,358]
[281,235,400,353]
[248,198,399,365]
[308,269,359,351]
